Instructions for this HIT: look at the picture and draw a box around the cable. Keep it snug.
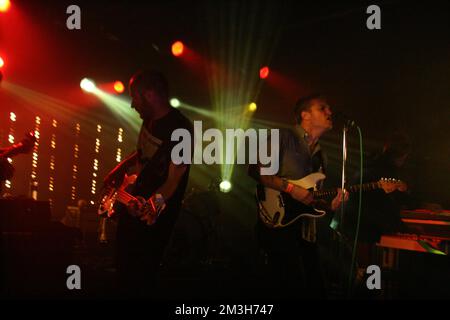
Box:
[347,125,364,296]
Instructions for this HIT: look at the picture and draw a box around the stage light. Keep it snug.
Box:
[219,180,232,193]
[248,102,257,112]
[80,78,96,92]
[170,98,180,108]
[0,0,11,13]
[171,41,184,57]
[259,66,269,79]
[114,81,125,94]
[0,56,4,68]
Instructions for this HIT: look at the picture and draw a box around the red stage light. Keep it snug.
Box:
[260,66,270,79]
[171,41,184,57]
[0,56,4,68]
[114,81,125,93]
[0,0,11,13]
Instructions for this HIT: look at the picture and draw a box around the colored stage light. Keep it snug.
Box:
[171,41,184,57]
[219,180,232,193]
[0,0,11,13]
[80,78,96,92]
[248,102,257,112]
[259,66,269,79]
[114,81,125,93]
[170,98,180,108]
[0,56,4,68]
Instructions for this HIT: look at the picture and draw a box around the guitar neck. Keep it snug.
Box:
[313,181,381,198]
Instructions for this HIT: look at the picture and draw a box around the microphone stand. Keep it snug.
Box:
[336,123,349,297]
[340,124,348,227]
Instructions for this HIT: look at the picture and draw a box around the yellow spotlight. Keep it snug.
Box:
[248,102,257,112]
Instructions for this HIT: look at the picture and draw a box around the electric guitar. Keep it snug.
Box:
[257,172,407,228]
[98,174,165,225]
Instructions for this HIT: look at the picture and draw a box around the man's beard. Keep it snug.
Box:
[140,101,154,119]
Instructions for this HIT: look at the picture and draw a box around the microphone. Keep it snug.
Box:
[333,111,357,127]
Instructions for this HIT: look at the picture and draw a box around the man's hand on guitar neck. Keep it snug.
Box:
[330,188,349,211]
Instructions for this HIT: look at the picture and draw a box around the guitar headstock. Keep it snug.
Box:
[379,177,407,193]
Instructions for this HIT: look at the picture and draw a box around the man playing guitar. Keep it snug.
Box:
[103,69,193,298]
[249,94,348,298]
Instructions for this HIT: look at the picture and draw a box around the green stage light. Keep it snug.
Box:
[170,98,180,108]
[219,180,232,193]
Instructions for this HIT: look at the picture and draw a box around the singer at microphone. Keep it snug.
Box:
[333,110,357,127]
[249,93,349,299]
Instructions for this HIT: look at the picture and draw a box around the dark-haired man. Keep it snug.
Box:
[103,70,193,298]
[250,94,348,298]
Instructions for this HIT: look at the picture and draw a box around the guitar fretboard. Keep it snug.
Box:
[313,181,381,198]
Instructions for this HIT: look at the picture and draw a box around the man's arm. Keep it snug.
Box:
[135,162,188,225]
[256,167,313,205]
[154,162,188,201]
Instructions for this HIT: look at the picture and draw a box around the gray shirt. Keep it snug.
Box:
[277,125,326,180]
[274,125,327,242]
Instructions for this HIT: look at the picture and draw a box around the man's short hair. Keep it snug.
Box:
[129,69,169,99]
[293,93,325,124]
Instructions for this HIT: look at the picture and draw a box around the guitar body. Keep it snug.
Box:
[258,173,327,228]
[257,172,405,228]
[98,174,137,218]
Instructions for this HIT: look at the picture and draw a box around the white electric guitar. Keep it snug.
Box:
[257,172,406,228]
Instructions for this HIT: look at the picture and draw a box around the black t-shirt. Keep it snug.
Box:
[134,108,193,207]
[117,108,193,245]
